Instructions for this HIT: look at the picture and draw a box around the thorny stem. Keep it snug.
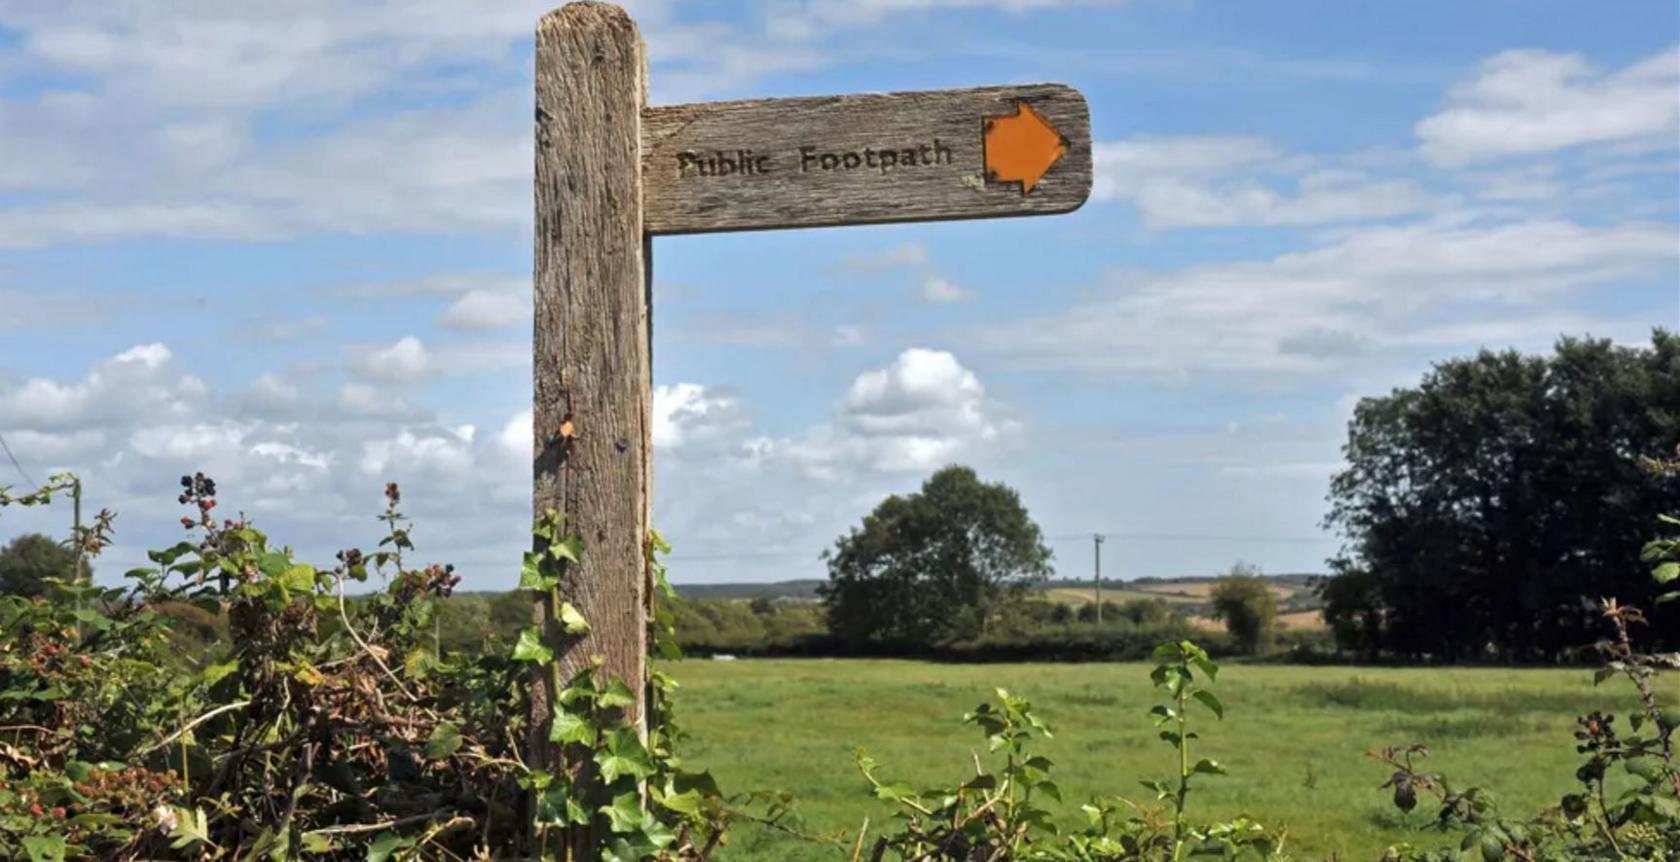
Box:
[1602,600,1680,796]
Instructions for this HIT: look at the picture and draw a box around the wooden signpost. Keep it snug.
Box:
[530,1,1089,842]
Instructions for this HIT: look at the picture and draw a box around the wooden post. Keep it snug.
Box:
[531,0,651,843]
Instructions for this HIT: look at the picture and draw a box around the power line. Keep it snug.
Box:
[0,431,37,487]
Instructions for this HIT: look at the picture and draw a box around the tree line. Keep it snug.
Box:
[1321,331,1679,661]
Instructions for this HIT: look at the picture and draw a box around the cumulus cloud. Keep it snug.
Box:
[439,289,527,331]
[0,343,206,431]
[352,336,430,383]
[1416,45,1680,164]
[653,383,749,451]
[752,349,1015,477]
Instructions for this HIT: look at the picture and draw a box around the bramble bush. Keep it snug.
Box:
[1,472,1675,860]
[0,474,741,861]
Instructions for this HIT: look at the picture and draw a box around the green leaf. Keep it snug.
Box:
[511,628,553,664]
[549,707,598,747]
[424,722,463,760]
[300,831,338,854]
[21,836,65,862]
[1192,758,1228,776]
[365,833,412,862]
[597,728,655,782]
[1655,561,1680,584]
[558,601,591,635]
[169,806,211,850]
[549,535,584,564]
[1624,756,1664,781]
[873,782,917,802]
[1193,689,1224,720]
[278,563,316,594]
[599,679,636,709]
[605,791,648,834]
[202,660,240,686]
[657,788,704,818]
[518,552,555,591]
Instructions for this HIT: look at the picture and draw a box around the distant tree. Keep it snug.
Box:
[1119,598,1173,626]
[820,466,1053,648]
[0,532,88,598]
[1323,332,1680,660]
[1209,562,1278,655]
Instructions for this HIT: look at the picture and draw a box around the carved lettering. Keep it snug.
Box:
[679,140,956,180]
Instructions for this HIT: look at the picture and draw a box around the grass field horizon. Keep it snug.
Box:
[670,658,1675,860]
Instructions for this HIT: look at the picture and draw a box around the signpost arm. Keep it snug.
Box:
[532,0,651,840]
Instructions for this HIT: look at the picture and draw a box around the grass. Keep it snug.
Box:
[667,658,1675,860]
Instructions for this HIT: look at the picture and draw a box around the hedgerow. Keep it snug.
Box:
[1,473,1675,860]
[0,475,738,860]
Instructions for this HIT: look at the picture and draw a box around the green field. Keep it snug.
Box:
[669,659,1675,860]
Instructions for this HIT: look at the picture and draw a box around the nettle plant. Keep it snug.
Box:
[0,473,734,861]
[857,641,1286,862]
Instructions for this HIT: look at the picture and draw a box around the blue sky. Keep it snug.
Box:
[1,0,1676,587]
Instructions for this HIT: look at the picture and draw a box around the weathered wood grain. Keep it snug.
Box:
[642,83,1090,235]
[531,0,650,826]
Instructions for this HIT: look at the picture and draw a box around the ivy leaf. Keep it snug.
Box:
[598,679,636,709]
[597,728,654,782]
[425,723,463,760]
[549,707,598,747]
[519,552,556,591]
[1654,561,1679,584]
[511,628,553,664]
[558,602,591,635]
[549,535,584,564]
[605,791,649,834]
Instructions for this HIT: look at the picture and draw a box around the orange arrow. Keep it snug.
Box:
[983,101,1068,195]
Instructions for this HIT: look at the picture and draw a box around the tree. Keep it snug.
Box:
[820,465,1052,648]
[1323,332,1680,660]
[1209,562,1278,655]
[0,532,87,597]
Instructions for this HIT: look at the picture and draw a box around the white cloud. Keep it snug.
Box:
[0,343,205,431]
[352,336,430,383]
[359,427,476,478]
[837,241,929,272]
[653,383,747,451]
[976,217,1678,378]
[439,289,527,331]
[766,349,1014,476]
[920,275,972,303]
[1416,45,1680,165]
[1094,135,1435,229]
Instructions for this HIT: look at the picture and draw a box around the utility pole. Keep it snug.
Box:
[1093,533,1104,624]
